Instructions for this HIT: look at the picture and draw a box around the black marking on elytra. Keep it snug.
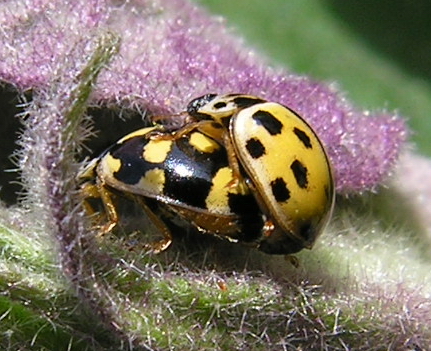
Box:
[228,192,259,216]
[232,96,265,109]
[110,136,161,185]
[227,192,263,242]
[293,127,312,149]
[162,135,229,209]
[290,160,308,189]
[270,178,290,202]
[246,138,266,159]
[252,110,283,135]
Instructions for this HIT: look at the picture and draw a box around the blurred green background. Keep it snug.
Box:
[194,0,431,157]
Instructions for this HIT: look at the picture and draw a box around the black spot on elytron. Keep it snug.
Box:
[163,170,212,209]
[110,136,160,185]
[162,136,229,209]
[252,110,283,135]
[214,101,227,109]
[227,192,263,242]
[290,160,308,189]
[270,178,290,202]
[232,96,266,109]
[245,138,266,159]
[228,192,259,215]
[293,127,312,149]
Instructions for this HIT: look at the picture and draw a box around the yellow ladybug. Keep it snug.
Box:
[79,125,267,253]
[184,94,335,252]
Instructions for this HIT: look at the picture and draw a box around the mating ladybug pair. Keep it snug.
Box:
[79,94,335,255]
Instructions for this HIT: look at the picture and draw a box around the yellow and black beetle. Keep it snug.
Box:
[79,94,335,254]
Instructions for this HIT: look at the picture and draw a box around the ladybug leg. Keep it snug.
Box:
[80,182,100,216]
[262,218,276,237]
[149,120,218,142]
[133,196,173,254]
[223,133,247,192]
[97,179,119,235]
[284,255,299,268]
[150,111,192,130]
[148,121,202,141]
[80,180,119,235]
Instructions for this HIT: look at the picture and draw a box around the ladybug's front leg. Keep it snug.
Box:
[80,180,119,235]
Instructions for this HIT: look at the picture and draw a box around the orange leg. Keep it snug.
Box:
[149,120,222,142]
[150,111,194,130]
[222,132,247,192]
[96,178,119,235]
[133,196,173,253]
[80,180,118,236]
[81,181,172,253]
